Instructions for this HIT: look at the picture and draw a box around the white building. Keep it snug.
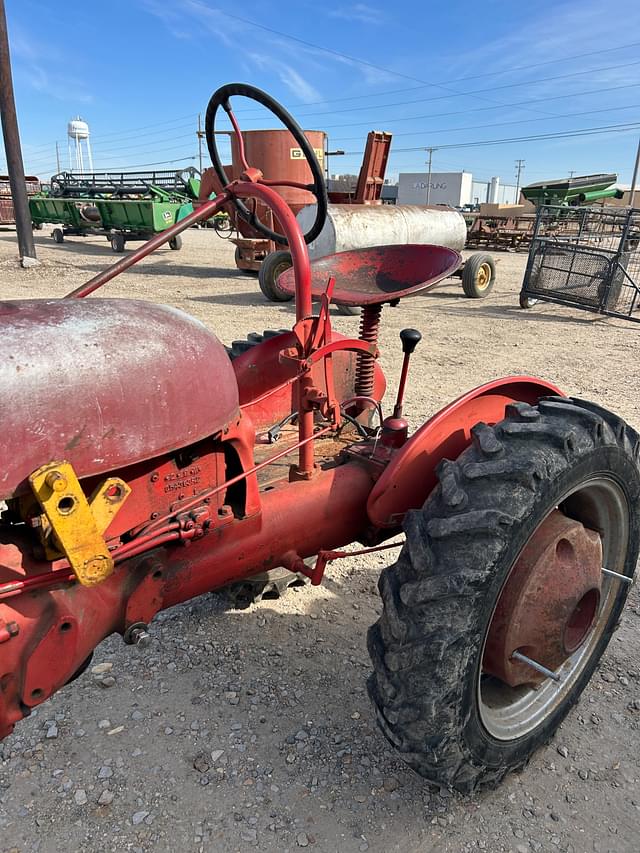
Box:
[398,171,473,207]
[398,171,518,207]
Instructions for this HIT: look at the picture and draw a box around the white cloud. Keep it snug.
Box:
[141,0,395,96]
[446,0,640,83]
[248,53,322,101]
[141,0,198,40]
[328,3,384,25]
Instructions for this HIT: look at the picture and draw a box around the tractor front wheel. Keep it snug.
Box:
[368,397,640,792]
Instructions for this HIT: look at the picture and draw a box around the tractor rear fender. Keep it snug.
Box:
[367,376,564,528]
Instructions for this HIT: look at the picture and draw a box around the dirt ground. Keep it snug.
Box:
[0,227,639,853]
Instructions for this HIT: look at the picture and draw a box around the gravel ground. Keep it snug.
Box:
[1,227,639,853]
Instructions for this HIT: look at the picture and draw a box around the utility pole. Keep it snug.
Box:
[425,147,436,205]
[55,141,60,173]
[515,159,525,200]
[629,136,640,208]
[196,114,204,173]
[325,147,345,182]
[568,170,575,179]
[0,0,37,266]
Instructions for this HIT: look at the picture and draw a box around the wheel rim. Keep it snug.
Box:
[475,262,491,291]
[478,476,629,741]
[274,261,291,282]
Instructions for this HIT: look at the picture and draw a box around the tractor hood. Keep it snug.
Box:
[0,299,239,499]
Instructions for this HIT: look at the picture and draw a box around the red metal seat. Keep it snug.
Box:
[278,244,461,307]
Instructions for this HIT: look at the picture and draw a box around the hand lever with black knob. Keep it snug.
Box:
[400,328,422,355]
[394,328,422,418]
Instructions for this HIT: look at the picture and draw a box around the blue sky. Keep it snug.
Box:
[3,0,640,188]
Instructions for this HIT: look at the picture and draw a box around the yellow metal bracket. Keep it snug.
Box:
[29,461,131,587]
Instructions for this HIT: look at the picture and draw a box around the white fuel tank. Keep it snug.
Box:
[297,204,467,259]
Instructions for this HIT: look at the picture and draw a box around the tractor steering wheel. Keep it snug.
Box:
[205,83,328,246]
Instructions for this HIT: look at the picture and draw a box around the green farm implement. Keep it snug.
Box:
[521,173,623,208]
[29,169,200,252]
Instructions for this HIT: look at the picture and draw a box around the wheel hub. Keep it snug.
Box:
[483,510,602,687]
[476,263,490,289]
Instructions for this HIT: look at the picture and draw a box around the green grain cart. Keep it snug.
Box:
[521,173,624,208]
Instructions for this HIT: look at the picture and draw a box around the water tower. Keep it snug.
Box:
[67,117,93,173]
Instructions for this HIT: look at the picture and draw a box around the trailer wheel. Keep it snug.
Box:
[258,250,294,302]
[110,233,126,253]
[169,235,182,251]
[368,397,640,792]
[52,228,64,244]
[462,252,495,298]
[519,293,539,309]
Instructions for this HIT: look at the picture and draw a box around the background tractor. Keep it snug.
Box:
[0,84,639,794]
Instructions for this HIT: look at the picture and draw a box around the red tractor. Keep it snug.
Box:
[1,85,638,793]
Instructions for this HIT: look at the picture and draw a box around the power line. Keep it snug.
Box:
[91,131,194,156]
[99,156,197,169]
[230,39,640,112]
[325,83,640,143]
[36,156,198,173]
[22,114,199,157]
[36,98,638,167]
[322,102,640,142]
[205,9,561,119]
[24,79,640,172]
[342,121,640,156]
[287,58,640,121]
[15,32,640,163]
[17,51,640,165]
[329,82,640,139]
[25,133,196,168]
[199,12,640,124]
[25,143,199,173]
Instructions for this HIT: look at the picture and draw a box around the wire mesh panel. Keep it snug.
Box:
[520,205,640,321]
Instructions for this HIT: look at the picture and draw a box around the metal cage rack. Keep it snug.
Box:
[519,205,640,321]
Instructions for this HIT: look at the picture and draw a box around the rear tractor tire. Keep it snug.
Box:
[368,396,640,792]
[258,250,294,302]
[462,252,495,298]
